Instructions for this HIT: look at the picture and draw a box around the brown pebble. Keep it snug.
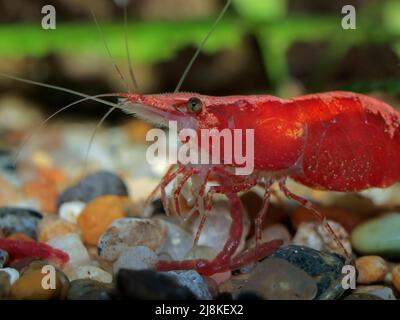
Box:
[78,195,135,245]
[291,206,363,232]
[355,256,388,284]
[7,233,35,242]
[10,261,69,300]
[37,215,81,242]
[391,265,400,292]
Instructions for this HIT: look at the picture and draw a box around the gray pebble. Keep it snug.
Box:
[67,279,114,300]
[161,270,212,300]
[113,246,158,274]
[0,249,9,268]
[57,171,128,207]
[0,207,42,239]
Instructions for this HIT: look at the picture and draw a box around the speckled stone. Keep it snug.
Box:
[271,245,346,300]
[162,270,212,300]
[98,218,168,262]
[113,246,158,274]
[0,207,42,239]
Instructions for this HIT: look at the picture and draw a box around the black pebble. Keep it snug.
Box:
[215,292,233,300]
[116,269,197,300]
[236,291,264,300]
[151,198,165,215]
[57,171,129,207]
[0,207,42,239]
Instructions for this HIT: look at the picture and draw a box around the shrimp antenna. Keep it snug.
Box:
[123,2,139,91]
[0,73,118,108]
[13,93,119,168]
[174,0,232,93]
[90,10,132,93]
[81,106,117,179]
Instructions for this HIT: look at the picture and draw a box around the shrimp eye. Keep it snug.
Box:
[187,97,203,113]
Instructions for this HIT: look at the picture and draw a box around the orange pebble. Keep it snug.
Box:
[22,180,58,214]
[124,120,154,143]
[7,233,35,242]
[78,195,135,245]
[0,179,20,207]
[392,265,400,293]
[37,216,81,243]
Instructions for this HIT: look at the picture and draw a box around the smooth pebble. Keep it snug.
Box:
[58,201,86,223]
[351,213,400,257]
[73,266,112,283]
[98,218,167,262]
[0,268,19,285]
[272,245,346,299]
[0,207,42,239]
[355,285,396,300]
[355,256,388,284]
[391,265,400,293]
[57,171,129,207]
[116,269,196,300]
[11,261,69,300]
[113,246,158,274]
[67,279,113,300]
[293,220,351,256]
[162,270,212,300]
[0,249,9,268]
[158,217,193,260]
[47,234,91,276]
[37,215,81,242]
[242,257,317,300]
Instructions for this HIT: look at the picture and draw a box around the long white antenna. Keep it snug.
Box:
[174,0,232,93]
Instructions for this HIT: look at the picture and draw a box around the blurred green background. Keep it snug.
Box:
[1,0,400,120]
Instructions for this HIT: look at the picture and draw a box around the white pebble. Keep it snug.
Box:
[293,220,352,256]
[47,234,91,275]
[58,201,86,223]
[73,266,113,283]
[0,268,20,285]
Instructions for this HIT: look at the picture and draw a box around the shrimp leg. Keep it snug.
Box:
[254,180,273,259]
[173,168,199,217]
[278,178,350,258]
[156,184,280,275]
[156,192,245,275]
[144,164,176,208]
